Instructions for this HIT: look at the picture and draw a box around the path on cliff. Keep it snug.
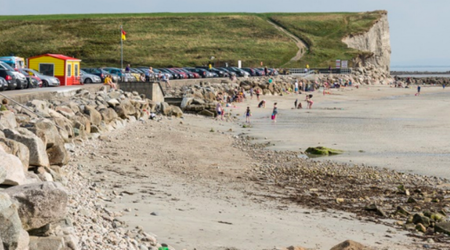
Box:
[267,20,308,64]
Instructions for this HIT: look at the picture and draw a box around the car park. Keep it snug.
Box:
[157,68,179,79]
[80,70,102,84]
[21,68,60,87]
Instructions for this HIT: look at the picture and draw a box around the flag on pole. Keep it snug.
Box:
[121,28,126,41]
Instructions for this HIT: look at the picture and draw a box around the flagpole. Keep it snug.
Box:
[120,25,123,73]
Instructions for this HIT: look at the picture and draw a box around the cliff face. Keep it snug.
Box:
[342,13,391,73]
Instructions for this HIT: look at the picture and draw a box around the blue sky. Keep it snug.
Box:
[1,0,448,67]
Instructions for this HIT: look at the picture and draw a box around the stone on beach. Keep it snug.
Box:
[0,146,27,186]
[4,128,50,168]
[0,193,30,250]
[4,182,68,231]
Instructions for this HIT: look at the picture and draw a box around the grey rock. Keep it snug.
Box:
[0,146,26,186]
[0,193,30,250]
[4,128,49,168]
[0,111,17,130]
[0,138,30,170]
[5,182,68,231]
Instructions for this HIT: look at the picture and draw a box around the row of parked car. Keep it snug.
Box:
[0,60,281,91]
[0,61,62,91]
[80,66,280,83]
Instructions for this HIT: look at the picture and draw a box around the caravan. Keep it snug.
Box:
[0,56,25,70]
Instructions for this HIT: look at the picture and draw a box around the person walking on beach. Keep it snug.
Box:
[256,88,261,101]
[306,94,314,109]
[250,87,254,99]
[294,99,298,109]
[294,79,299,94]
[271,102,278,123]
[417,85,421,96]
[245,106,251,123]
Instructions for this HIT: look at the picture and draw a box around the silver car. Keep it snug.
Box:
[21,68,60,87]
[80,70,101,84]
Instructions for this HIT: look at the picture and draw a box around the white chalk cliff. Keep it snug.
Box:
[342,12,391,73]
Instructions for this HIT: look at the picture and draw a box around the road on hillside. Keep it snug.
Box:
[267,20,308,63]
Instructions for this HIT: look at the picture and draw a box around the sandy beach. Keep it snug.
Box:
[70,85,450,250]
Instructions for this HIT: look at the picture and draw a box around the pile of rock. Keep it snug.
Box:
[167,67,393,116]
[0,87,177,250]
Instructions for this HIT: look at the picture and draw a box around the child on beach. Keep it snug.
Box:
[306,94,313,109]
[216,103,225,120]
[245,106,251,123]
[258,100,266,108]
[271,102,278,123]
[417,85,421,96]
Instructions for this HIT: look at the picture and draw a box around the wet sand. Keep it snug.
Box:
[228,85,450,179]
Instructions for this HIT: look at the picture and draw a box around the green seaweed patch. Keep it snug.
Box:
[305,146,343,156]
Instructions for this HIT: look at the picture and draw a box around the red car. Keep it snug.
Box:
[169,68,188,79]
[18,68,43,88]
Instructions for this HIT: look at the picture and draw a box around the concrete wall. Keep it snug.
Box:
[119,82,165,103]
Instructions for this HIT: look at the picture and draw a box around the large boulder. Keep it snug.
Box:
[171,106,183,118]
[114,99,136,119]
[0,111,17,130]
[0,193,30,250]
[51,116,74,142]
[27,100,50,117]
[4,182,68,231]
[160,102,172,116]
[83,106,102,126]
[99,108,118,124]
[29,236,77,250]
[0,147,27,186]
[4,128,49,167]
[55,106,75,119]
[25,119,69,166]
[0,138,30,170]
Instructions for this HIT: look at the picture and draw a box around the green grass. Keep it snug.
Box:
[0,12,384,68]
[265,11,384,68]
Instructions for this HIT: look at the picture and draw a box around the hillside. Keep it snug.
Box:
[0,12,386,68]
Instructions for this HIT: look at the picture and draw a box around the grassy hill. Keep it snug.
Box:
[0,12,384,68]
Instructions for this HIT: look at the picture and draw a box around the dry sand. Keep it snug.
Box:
[75,85,450,250]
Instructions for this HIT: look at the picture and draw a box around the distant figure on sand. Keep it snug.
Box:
[216,103,224,120]
[417,85,421,96]
[306,94,313,109]
[258,100,266,108]
[256,89,261,101]
[271,103,278,122]
[294,79,299,94]
[245,106,251,123]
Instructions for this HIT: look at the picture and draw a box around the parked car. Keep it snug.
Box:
[21,68,60,87]
[80,70,102,84]
[18,68,42,88]
[170,68,189,79]
[102,67,134,82]
[0,69,17,90]
[226,67,250,77]
[157,68,179,79]
[0,62,27,89]
[196,66,228,77]
[216,67,236,77]
[0,77,9,91]
[185,67,214,78]
[178,68,199,78]
[82,68,119,83]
